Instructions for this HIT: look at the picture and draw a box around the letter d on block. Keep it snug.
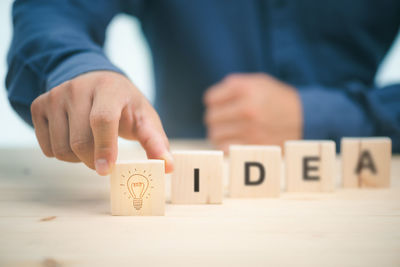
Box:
[230,145,281,198]
[245,162,265,185]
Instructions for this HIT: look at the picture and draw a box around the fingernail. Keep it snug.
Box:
[95,158,109,175]
[161,151,174,173]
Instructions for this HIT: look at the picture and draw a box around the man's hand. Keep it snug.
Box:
[31,71,173,175]
[204,73,303,152]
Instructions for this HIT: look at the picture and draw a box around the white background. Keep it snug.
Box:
[0,0,399,147]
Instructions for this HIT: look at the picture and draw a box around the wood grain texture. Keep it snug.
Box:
[171,150,223,204]
[110,160,165,216]
[229,145,281,198]
[0,141,399,267]
[342,137,391,188]
[285,140,335,192]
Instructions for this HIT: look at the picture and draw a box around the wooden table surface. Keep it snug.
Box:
[1,140,399,267]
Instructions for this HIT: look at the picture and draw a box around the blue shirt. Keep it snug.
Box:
[6,0,400,151]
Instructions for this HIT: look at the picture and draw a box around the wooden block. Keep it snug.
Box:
[110,160,165,216]
[229,145,281,198]
[285,140,335,192]
[341,137,391,188]
[171,151,223,204]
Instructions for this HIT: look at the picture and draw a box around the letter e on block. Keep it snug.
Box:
[110,160,165,216]
[171,151,223,204]
[229,145,281,198]
[285,140,335,192]
[341,137,391,188]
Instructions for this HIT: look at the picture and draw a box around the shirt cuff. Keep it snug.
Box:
[298,86,374,143]
[46,51,125,91]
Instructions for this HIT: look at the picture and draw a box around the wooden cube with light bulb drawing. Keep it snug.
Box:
[110,160,165,216]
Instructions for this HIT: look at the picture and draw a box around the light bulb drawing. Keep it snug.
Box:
[120,169,154,210]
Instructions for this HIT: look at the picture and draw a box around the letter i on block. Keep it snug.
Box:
[171,151,223,204]
[110,160,165,216]
[229,145,281,198]
[341,137,391,188]
[285,140,335,192]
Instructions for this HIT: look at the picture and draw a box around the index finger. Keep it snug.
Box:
[90,90,123,176]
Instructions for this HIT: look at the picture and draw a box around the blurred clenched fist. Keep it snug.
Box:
[204,73,303,152]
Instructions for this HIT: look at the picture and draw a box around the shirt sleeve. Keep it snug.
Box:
[298,83,400,152]
[6,0,126,126]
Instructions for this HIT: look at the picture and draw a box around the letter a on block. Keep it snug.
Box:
[229,145,281,198]
[285,140,335,192]
[110,160,165,216]
[341,137,391,188]
[171,151,223,204]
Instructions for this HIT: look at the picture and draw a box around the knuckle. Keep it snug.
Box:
[47,89,60,107]
[90,110,117,127]
[30,98,41,117]
[241,106,257,119]
[244,87,257,98]
[97,146,113,156]
[97,73,114,84]
[70,139,92,154]
[48,82,70,106]
[64,80,80,101]
[94,141,116,161]
[140,131,159,151]
[53,146,74,160]
[235,85,247,95]
[141,134,152,149]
